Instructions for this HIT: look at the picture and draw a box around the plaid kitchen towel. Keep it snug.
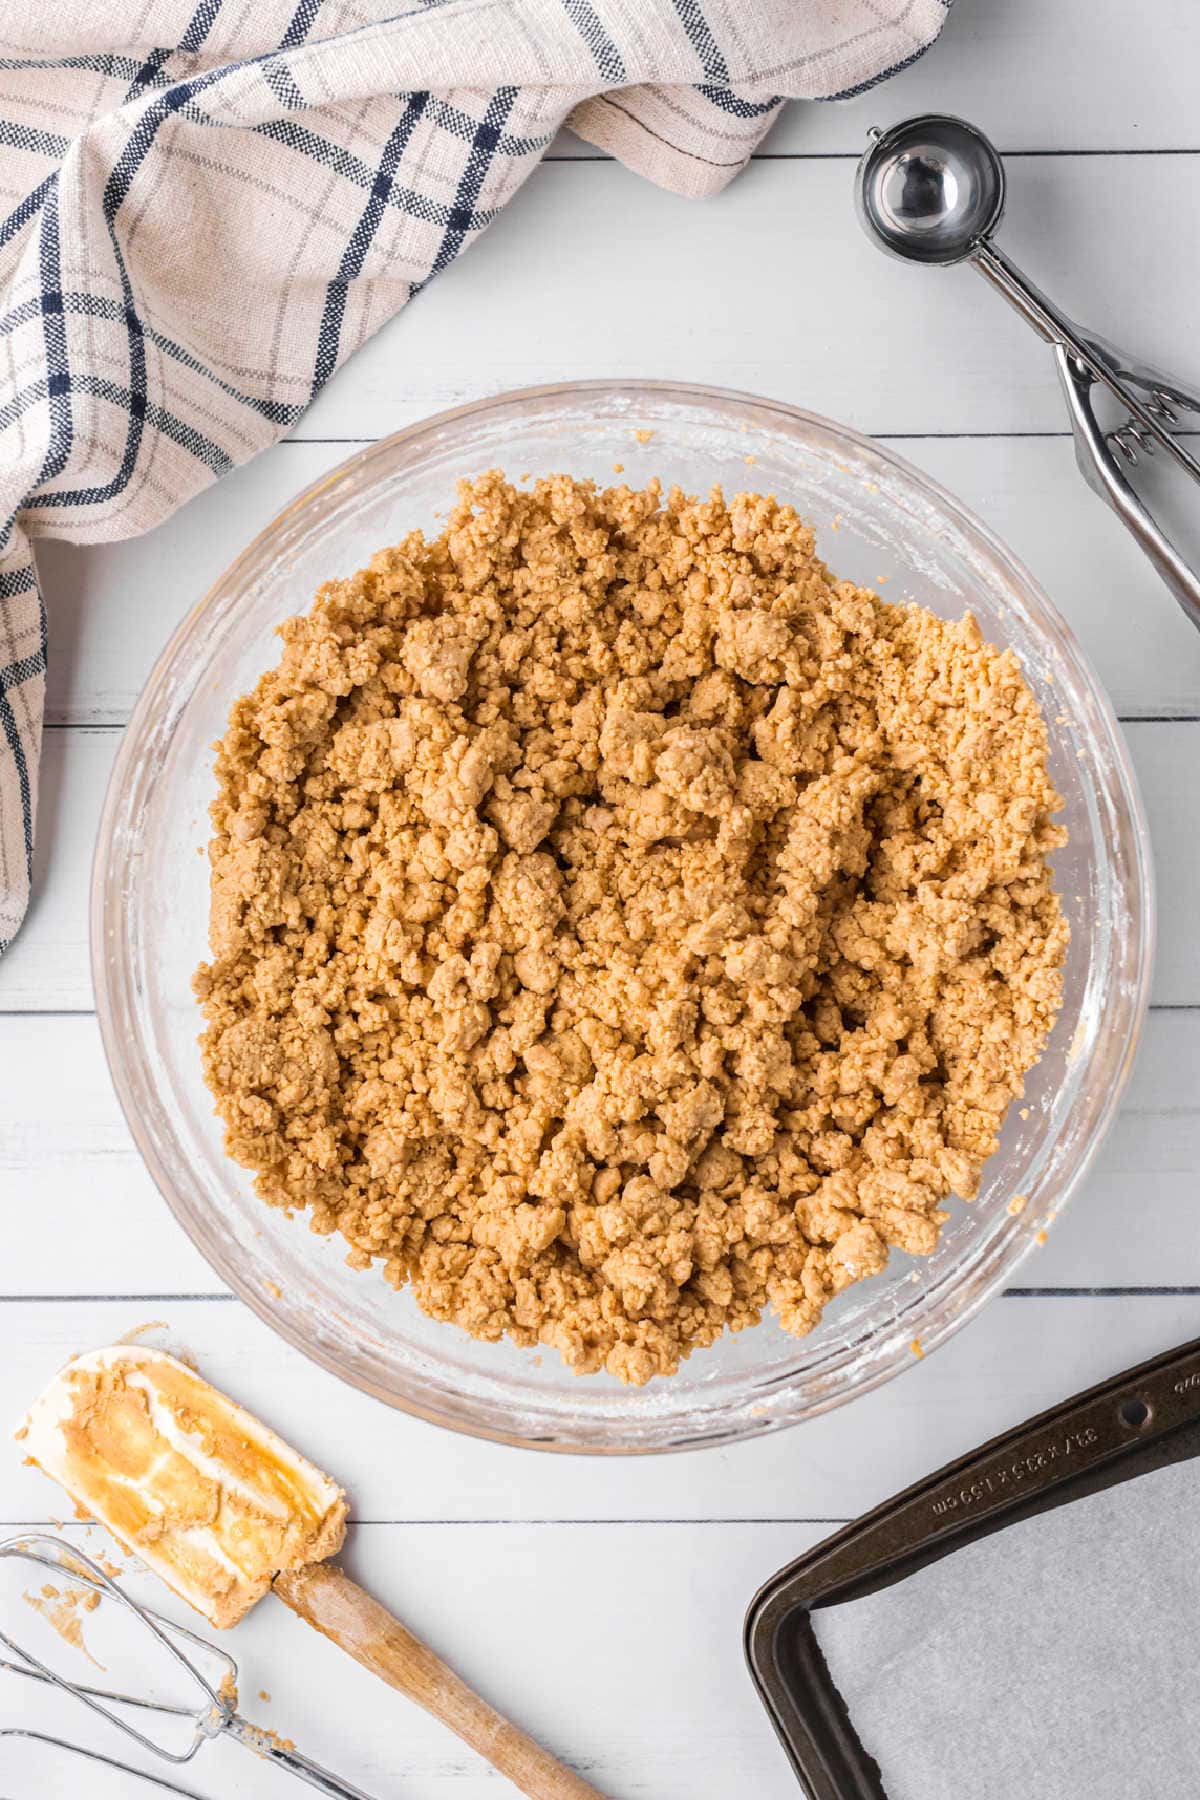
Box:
[0,0,950,951]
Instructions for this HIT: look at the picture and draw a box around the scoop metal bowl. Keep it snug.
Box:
[856,115,1005,265]
[857,114,1200,629]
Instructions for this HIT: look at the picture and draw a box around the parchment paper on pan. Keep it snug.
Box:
[813,1454,1200,1800]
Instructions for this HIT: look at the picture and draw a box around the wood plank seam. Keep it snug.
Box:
[38,711,1200,731]
[277,431,1200,444]
[0,1515,857,1527]
[4,1287,1198,1303]
[543,150,1200,161]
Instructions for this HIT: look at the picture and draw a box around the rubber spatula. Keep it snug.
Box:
[16,1343,608,1800]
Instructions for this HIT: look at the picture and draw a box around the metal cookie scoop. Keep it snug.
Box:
[856,113,1200,630]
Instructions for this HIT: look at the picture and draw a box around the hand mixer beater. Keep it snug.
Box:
[0,1534,377,1798]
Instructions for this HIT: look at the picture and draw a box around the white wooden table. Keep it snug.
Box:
[4,4,1200,1794]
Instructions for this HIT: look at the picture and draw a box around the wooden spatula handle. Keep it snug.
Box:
[274,1561,610,1800]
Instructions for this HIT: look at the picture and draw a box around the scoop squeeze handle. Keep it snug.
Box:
[274,1562,609,1800]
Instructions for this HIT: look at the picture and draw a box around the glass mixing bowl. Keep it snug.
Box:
[92,382,1154,1453]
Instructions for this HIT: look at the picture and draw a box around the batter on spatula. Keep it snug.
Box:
[17,1343,346,1628]
[16,1344,607,1800]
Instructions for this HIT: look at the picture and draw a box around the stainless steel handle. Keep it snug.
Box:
[971,242,1200,482]
[970,239,1063,345]
[1054,343,1200,632]
[968,239,1200,630]
[227,1714,379,1800]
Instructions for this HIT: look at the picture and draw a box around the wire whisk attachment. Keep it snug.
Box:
[0,1535,376,1800]
[1,1728,209,1798]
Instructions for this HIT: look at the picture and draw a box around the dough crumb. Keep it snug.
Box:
[118,1320,169,1346]
[23,1584,104,1667]
[195,473,1067,1383]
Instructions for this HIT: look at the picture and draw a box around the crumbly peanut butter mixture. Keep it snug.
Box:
[195,473,1067,1385]
[23,1349,347,1628]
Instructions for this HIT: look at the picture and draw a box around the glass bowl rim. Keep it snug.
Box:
[91,378,1156,1455]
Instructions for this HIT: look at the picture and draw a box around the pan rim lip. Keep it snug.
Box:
[742,1333,1200,1787]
